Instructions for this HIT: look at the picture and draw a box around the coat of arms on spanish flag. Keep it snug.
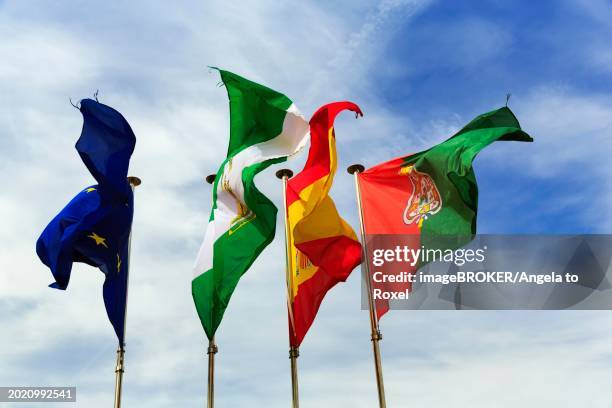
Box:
[285,101,363,347]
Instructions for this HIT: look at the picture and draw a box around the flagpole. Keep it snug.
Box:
[205,174,218,408]
[113,347,125,408]
[207,337,218,408]
[114,176,141,408]
[276,168,300,408]
[347,164,387,408]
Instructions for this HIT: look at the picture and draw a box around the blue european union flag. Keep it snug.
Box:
[36,99,136,346]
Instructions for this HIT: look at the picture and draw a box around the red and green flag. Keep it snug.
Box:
[358,106,533,318]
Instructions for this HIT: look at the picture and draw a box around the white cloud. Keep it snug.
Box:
[2,1,612,407]
[0,0,432,406]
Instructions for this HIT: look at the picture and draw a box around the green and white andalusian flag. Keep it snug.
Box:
[192,69,309,340]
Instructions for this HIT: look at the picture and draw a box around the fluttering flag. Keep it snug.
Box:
[36,99,136,345]
[285,102,363,347]
[358,106,533,318]
[192,69,309,340]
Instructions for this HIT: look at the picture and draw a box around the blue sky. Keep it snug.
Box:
[1,0,612,407]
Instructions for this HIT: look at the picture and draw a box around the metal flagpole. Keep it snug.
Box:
[113,347,125,408]
[276,169,300,408]
[114,176,141,408]
[207,337,218,408]
[347,164,387,408]
[205,174,218,408]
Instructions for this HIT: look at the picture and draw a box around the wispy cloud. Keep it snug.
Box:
[2,0,612,407]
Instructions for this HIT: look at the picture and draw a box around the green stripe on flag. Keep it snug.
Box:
[220,69,293,157]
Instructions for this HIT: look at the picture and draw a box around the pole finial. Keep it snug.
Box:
[506,93,511,107]
[276,169,293,179]
[205,174,217,184]
[347,164,365,175]
[127,176,141,187]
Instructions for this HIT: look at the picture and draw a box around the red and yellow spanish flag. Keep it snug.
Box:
[285,101,363,347]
